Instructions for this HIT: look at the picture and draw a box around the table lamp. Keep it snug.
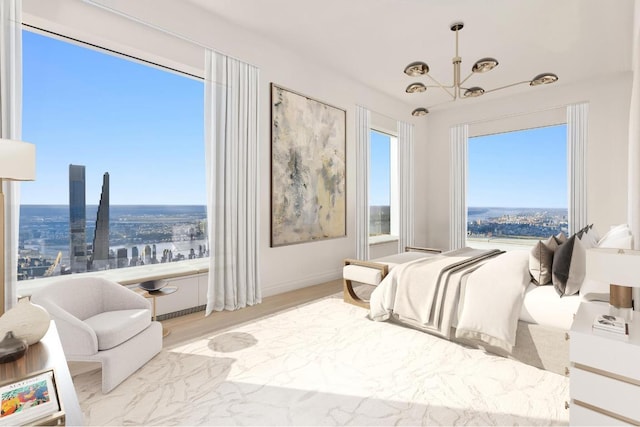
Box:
[586,247,640,321]
[0,138,36,316]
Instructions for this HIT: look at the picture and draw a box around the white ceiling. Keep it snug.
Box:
[186,0,634,112]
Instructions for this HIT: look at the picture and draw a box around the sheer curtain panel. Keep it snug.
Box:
[204,49,260,314]
[449,124,468,250]
[398,120,414,251]
[0,0,22,312]
[567,103,588,235]
[355,106,371,260]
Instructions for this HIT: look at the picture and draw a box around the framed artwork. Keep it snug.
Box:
[0,369,64,426]
[270,84,346,247]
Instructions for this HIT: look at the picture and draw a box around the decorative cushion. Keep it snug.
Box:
[598,234,633,249]
[597,224,631,246]
[529,236,558,285]
[552,234,586,296]
[84,309,151,351]
[554,232,568,244]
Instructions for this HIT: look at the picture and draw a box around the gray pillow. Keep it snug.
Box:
[529,236,558,285]
[552,234,586,296]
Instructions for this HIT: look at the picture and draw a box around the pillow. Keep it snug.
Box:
[588,224,601,242]
[554,232,568,244]
[552,234,586,296]
[598,233,633,249]
[578,228,596,249]
[582,226,599,248]
[597,224,631,246]
[529,236,558,285]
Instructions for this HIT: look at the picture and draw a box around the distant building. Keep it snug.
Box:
[92,172,110,270]
[131,246,139,266]
[69,164,87,273]
[116,248,128,269]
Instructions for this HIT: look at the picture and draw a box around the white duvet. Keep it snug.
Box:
[369,249,531,352]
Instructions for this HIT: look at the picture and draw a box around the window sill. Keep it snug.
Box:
[369,235,399,246]
[18,258,210,297]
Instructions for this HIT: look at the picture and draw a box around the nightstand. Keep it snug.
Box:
[569,301,640,425]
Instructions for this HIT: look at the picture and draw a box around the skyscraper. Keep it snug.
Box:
[92,172,110,270]
[69,164,87,273]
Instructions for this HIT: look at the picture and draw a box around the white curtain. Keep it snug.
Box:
[204,49,260,314]
[629,0,640,250]
[0,0,22,312]
[567,103,588,235]
[449,124,468,250]
[398,120,414,251]
[355,105,371,260]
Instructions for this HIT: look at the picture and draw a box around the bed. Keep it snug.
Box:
[344,247,584,376]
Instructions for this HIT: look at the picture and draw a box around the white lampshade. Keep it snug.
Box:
[0,138,36,181]
[587,248,640,287]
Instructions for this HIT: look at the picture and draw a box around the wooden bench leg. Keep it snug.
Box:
[343,278,370,309]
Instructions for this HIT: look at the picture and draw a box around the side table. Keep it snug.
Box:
[137,285,178,337]
[569,300,640,425]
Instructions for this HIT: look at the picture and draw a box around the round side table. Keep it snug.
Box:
[138,285,178,337]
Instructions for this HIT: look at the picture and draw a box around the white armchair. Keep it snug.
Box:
[31,277,162,393]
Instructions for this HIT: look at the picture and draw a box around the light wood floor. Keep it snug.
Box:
[161,279,343,347]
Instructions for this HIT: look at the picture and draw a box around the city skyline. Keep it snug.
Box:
[22,30,205,206]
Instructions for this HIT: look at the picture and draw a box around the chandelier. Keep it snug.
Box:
[404,22,558,116]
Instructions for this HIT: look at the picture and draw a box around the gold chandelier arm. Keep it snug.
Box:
[424,73,456,100]
[458,72,475,86]
[482,80,530,94]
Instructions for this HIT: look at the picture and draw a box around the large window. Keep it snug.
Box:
[466,124,568,249]
[369,129,398,241]
[18,30,205,281]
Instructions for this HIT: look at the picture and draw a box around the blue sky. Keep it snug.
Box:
[369,130,391,205]
[21,30,205,205]
[468,124,567,208]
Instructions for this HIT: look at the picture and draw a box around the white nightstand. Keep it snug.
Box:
[569,301,640,425]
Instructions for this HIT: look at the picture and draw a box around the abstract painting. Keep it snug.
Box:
[271,84,346,247]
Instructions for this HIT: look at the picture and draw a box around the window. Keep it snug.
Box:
[466,124,568,249]
[369,129,398,242]
[18,30,206,281]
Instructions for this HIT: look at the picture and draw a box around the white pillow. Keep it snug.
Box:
[598,233,633,249]
[579,278,609,302]
[597,224,630,246]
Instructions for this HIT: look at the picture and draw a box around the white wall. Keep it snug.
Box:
[417,73,633,250]
[22,0,427,297]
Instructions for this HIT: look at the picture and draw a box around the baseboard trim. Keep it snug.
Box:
[262,269,342,298]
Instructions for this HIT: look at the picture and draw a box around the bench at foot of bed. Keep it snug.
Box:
[343,246,442,308]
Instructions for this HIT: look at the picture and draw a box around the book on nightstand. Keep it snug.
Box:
[592,314,629,336]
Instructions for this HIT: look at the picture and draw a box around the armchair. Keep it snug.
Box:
[31,277,162,393]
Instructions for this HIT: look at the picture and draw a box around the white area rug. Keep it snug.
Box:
[74,296,569,425]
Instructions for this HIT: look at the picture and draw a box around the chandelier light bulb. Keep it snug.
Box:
[404,61,429,77]
[530,72,559,86]
[472,57,499,73]
[463,87,485,97]
[406,82,427,93]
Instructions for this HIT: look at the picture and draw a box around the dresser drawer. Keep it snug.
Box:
[571,366,640,423]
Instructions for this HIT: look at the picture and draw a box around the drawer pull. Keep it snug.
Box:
[565,332,570,341]
[564,401,570,410]
[565,367,570,376]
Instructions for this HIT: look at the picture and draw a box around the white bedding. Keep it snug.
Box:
[519,283,581,330]
[370,248,530,352]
